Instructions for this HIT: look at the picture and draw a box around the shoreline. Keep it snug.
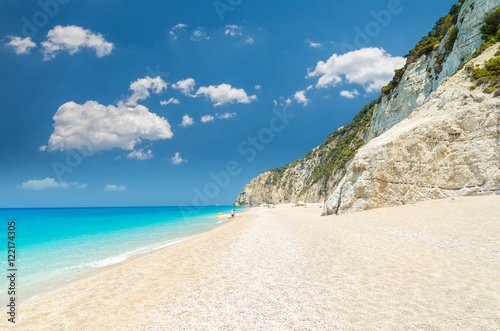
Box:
[9,196,500,329]
[11,209,256,328]
[7,210,248,306]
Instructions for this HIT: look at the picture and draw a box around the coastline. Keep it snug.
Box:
[2,206,246,305]
[11,210,255,329]
[10,196,500,329]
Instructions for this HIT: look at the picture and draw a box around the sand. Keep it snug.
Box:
[9,195,500,330]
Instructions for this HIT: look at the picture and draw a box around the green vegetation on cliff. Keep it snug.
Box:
[262,100,375,198]
[381,2,463,95]
[480,7,500,42]
[406,3,462,59]
[457,6,500,73]
[301,101,375,193]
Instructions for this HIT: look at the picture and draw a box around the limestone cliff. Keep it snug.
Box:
[326,43,499,214]
[234,102,374,206]
[236,0,500,210]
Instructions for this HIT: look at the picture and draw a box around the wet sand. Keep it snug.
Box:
[10,195,500,330]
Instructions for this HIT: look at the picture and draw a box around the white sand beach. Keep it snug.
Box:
[11,195,500,330]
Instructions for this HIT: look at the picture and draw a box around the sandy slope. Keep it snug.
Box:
[10,196,500,330]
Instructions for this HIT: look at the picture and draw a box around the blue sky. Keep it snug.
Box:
[0,0,457,208]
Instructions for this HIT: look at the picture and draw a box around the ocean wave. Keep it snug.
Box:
[53,236,193,275]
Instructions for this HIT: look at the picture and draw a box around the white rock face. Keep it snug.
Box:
[325,44,500,215]
[236,0,500,211]
[367,0,499,142]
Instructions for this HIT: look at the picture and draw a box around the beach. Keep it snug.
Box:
[11,195,500,330]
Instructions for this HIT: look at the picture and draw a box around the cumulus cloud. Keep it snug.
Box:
[224,25,242,37]
[217,112,236,119]
[309,41,322,48]
[104,184,126,192]
[170,152,186,165]
[179,114,194,127]
[340,89,360,99]
[245,37,255,44]
[201,115,214,123]
[172,23,188,29]
[6,36,36,54]
[169,23,188,40]
[46,100,173,153]
[20,178,86,191]
[41,25,113,60]
[126,148,153,160]
[294,90,310,106]
[172,78,196,96]
[126,76,167,106]
[160,98,180,106]
[195,84,257,107]
[191,28,209,41]
[307,47,406,93]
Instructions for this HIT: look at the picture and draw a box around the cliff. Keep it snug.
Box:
[235,0,500,211]
[325,43,500,214]
[234,101,374,206]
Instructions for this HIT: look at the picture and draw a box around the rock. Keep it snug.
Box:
[324,44,500,215]
[474,93,486,103]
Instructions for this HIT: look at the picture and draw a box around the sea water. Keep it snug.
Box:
[0,206,243,303]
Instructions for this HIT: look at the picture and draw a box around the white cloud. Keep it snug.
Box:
[294,90,310,106]
[285,98,292,106]
[160,98,180,106]
[169,24,188,40]
[20,178,85,191]
[201,115,214,123]
[172,23,188,30]
[309,41,322,48]
[126,76,167,106]
[41,25,113,60]
[308,47,405,93]
[196,83,257,106]
[172,78,196,96]
[307,85,313,90]
[245,37,255,44]
[46,100,173,153]
[39,145,48,152]
[254,85,261,90]
[340,89,360,99]
[104,184,126,192]
[224,25,242,37]
[191,28,209,41]
[217,112,236,119]
[126,148,153,160]
[6,36,36,54]
[170,152,187,165]
[179,114,194,127]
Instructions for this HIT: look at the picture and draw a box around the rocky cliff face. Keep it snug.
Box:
[367,0,499,142]
[324,0,500,214]
[236,0,500,210]
[234,102,374,206]
[325,43,500,214]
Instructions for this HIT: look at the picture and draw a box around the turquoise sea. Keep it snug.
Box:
[1,206,243,303]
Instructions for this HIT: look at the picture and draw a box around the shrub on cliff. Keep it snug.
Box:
[472,56,500,80]
[480,8,500,42]
[406,3,462,59]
